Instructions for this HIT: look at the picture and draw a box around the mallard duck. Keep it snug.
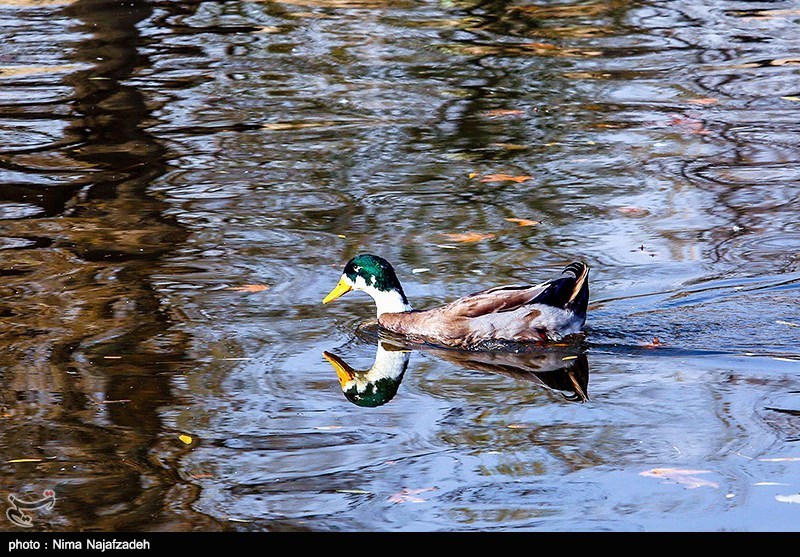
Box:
[322,254,589,349]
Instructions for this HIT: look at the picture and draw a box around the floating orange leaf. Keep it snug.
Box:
[667,114,710,135]
[479,174,533,183]
[505,217,540,227]
[441,232,495,243]
[687,97,718,105]
[617,206,649,216]
[389,487,437,504]
[482,109,525,117]
[227,284,270,292]
[644,337,663,348]
[640,468,719,489]
[178,434,193,445]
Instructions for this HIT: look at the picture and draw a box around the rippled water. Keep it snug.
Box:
[1,0,799,532]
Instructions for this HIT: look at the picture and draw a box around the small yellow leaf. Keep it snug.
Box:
[468,172,477,178]
[441,232,495,243]
[780,96,800,102]
[8,458,43,463]
[227,284,270,292]
[507,424,528,429]
[505,217,540,227]
[179,435,193,445]
[491,143,528,151]
[336,489,371,494]
[479,174,533,183]
[561,355,578,361]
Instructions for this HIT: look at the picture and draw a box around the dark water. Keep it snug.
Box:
[1,0,799,531]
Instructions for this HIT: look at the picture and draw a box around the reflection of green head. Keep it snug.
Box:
[341,375,406,407]
[322,342,410,408]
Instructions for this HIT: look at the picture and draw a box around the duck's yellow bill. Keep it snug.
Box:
[322,351,355,388]
[322,278,351,304]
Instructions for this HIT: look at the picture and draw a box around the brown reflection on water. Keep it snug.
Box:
[0,0,219,531]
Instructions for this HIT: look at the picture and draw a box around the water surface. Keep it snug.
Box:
[1,0,799,531]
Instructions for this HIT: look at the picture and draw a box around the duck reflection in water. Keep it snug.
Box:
[323,341,410,408]
[323,337,589,407]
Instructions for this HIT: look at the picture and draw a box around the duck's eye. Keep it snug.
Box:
[353,266,361,273]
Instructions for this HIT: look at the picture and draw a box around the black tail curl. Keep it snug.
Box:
[530,262,590,316]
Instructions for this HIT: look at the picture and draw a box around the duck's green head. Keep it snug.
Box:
[323,254,411,316]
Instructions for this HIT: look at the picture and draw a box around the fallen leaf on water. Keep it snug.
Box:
[468,172,477,178]
[227,284,270,292]
[776,320,800,328]
[482,109,525,118]
[617,206,650,216]
[775,494,800,504]
[780,96,800,102]
[441,232,495,243]
[389,487,437,504]
[412,268,430,274]
[491,143,528,151]
[336,489,371,495]
[505,217,540,227]
[507,424,528,429]
[644,337,663,348]
[687,97,718,105]
[770,58,800,66]
[758,457,800,462]
[178,435,193,445]
[522,41,560,50]
[562,355,578,361]
[479,174,533,183]
[667,114,710,135]
[8,458,43,463]
[640,468,719,489]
